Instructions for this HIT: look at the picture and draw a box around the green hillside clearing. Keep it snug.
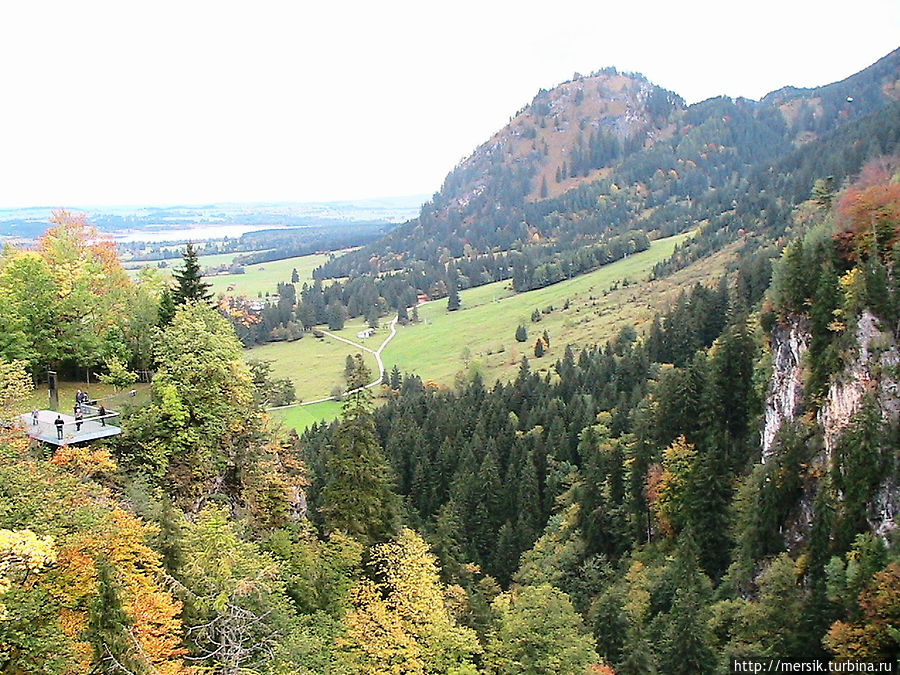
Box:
[130,252,331,298]
[270,399,342,432]
[244,334,379,404]
[380,231,736,386]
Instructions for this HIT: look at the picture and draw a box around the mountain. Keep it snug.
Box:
[315,49,899,291]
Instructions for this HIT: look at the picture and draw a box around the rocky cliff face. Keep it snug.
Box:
[762,318,809,462]
[764,310,899,538]
[817,311,900,457]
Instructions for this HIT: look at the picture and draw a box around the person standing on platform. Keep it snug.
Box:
[98,404,107,426]
[75,407,83,432]
[54,415,64,440]
[31,409,39,426]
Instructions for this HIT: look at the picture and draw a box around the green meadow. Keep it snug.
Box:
[378,231,733,387]
[244,335,380,404]
[270,399,343,432]
[204,253,332,298]
[129,251,332,299]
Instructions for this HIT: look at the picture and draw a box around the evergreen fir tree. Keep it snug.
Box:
[157,286,176,326]
[619,627,658,675]
[155,495,184,575]
[515,325,528,342]
[803,483,837,658]
[87,558,146,674]
[390,364,402,390]
[172,242,213,305]
[447,266,461,311]
[515,450,542,546]
[320,355,400,544]
[366,307,379,329]
[658,533,716,675]
[473,449,503,562]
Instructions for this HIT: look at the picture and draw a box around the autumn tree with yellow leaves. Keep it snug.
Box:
[340,528,481,674]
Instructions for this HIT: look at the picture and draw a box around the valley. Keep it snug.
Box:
[1,45,898,675]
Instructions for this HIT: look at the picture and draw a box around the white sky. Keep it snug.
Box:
[1,1,897,209]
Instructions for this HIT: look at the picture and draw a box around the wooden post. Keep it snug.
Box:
[48,370,59,411]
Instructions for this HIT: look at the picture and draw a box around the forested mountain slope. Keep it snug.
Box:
[300,154,900,669]
[293,49,899,336]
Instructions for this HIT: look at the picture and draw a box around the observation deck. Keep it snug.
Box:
[20,406,122,446]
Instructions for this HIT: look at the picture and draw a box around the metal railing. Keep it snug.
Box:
[24,410,121,442]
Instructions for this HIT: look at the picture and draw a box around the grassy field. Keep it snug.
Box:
[123,250,271,271]
[250,230,736,426]
[21,381,152,415]
[379,232,737,387]
[270,400,342,432]
[129,251,331,299]
[205,253,331,298]
[244,335,380,404]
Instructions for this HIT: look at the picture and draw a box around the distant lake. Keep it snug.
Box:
[111,224,299,243]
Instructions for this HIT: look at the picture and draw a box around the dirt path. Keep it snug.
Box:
[268,313,400,410]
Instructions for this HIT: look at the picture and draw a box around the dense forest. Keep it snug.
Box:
[1,50,899,674]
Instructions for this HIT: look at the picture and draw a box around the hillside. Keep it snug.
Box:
[312,49,899,309]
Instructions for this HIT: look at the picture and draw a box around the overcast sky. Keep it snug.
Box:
[1,1,897,209]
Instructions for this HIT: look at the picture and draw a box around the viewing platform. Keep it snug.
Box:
[20,407,122,446]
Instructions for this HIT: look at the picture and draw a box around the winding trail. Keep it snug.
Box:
[267,312,401,410]
[320,313,398,390]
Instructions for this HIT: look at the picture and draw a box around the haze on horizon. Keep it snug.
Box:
[1,0,897,210]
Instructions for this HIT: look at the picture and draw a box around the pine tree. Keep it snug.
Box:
[515,450,542,546]
[291,267,300,283]
[366,307,379,329]
[326,301,346,330]
[320,355,400,544]
[172,242,213,305]
[447,267,461,311]
[658,533,716,675]
[473,449,503,563]
[832,396,887,550]
[157,286,176,326]
[803,483,837,657]
[390,365,402,390]
[515,325,528,342]
[345,354,355,378]
[155,495,185,574]
[87,558,146,674]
